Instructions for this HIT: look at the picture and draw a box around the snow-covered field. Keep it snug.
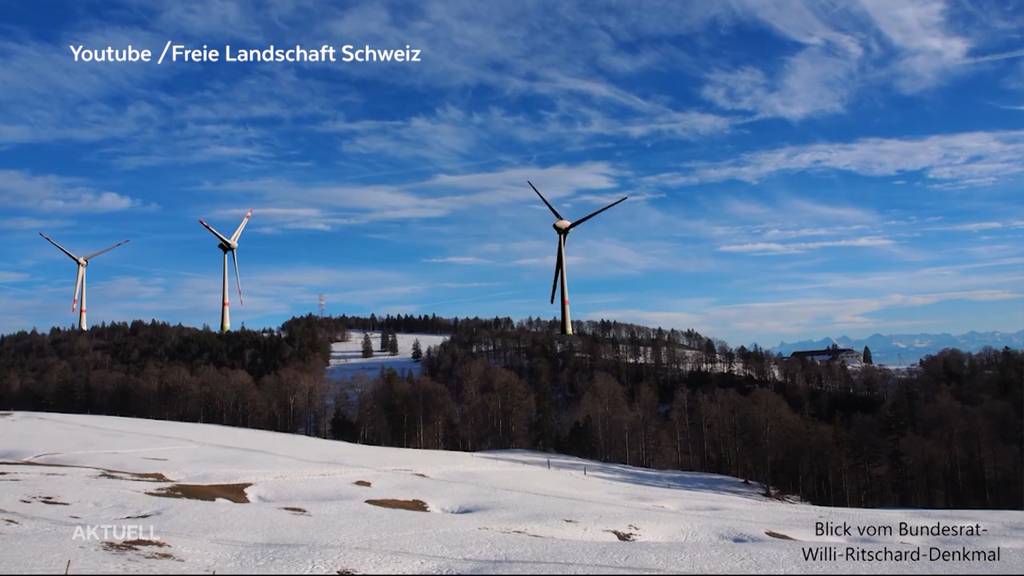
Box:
[1,412,1021,574]
[327,331,448,381]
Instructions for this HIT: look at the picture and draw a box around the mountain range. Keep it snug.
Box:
[767,330,1024,366]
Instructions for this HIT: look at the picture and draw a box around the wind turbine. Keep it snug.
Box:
[528,181,627,336]
[198,209,252,333]
[38,233,129,331]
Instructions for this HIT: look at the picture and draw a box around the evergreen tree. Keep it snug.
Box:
[863,346,873,365]
[411,339,423,362]
[380,330,389,352]
[388,333,400,356]
[362,333,374,358]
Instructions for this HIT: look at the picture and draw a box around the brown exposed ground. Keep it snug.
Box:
[0,460,170,483]
[99,471,171,483]
[354,480,372,487]
[147,483,251,504]
[606,529,637,542]
[765,530,797,540]
[103,539,168,552]
[102,539,179,561]
[365,499,429,512]
[22,495,69,506]
[281,506,309,515]
[0,412,12,417]
[4,519,18,525]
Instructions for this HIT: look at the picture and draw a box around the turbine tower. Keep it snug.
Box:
[199,209,252,333]
[38,233,129,331]
[528,181,627,336]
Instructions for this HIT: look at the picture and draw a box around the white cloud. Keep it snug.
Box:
[656,130,1024,187]
[424,257,492,265]
[0,170,144,213]
[207,162,623,227]
[719,236,895,255]
[591,289,1023,344]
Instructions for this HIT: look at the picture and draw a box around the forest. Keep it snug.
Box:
[0,314,1020,510]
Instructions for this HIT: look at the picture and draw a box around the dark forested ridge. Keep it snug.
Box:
[1,314,1021,510]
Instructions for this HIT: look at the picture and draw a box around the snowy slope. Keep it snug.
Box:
[327,331,448,381]
[1,412,1021,574]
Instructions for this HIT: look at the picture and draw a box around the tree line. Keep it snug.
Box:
[0,314,1020,510]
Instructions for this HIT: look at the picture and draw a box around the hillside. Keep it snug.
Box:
[1,412,1021,574]
[327,331,448,381]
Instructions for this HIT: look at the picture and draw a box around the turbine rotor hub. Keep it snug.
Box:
[553,219,571,232]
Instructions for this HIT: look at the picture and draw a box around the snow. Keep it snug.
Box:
[1,412,1021,574]
[327,331,448,381]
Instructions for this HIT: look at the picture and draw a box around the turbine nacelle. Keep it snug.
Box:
[553,220,572,232]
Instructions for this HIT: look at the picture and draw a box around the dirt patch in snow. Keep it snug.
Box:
[606,529,637,542]
[102,539,179,561]
[99,471,171,483]
[0,460,170,483]
[4,519,18,525]
[354,480,372,487]
[281,506,309,516]
[147,483,251,503]
[365,499,429,512]
[765,530,797,540]
[0,413,12,417]
[23,495,69,506]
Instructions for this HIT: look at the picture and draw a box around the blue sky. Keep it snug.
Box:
[1,0,1022,347]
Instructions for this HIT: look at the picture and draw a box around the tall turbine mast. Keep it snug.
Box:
[199,209,252,333]
[39,233,129,331]
[527,181,627,336]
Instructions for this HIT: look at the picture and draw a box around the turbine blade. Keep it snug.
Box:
[72,265,84,312]
[84,239,129,261]
[528,181,563,220]
[568,196,628,230]
[39,233,79,262]
[550,240,562,305]
[231,249,244,306]
[230,208,253,243]
[199,218,232,245]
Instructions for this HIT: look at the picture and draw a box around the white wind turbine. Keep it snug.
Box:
[528,181,628,336]
[38,233,129,331]
[198,209,252,333]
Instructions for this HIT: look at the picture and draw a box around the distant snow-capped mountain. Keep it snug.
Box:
[768,330,1024,366]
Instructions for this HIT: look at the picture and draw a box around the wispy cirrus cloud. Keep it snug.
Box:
[591,289,1023,344]
[654,130,1024,187]
[719,236,896,255]
[0,170,145,213]
[206,162,623,228]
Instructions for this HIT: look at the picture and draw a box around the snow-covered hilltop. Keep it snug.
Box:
[0,412,1021,574]
[327,331,448,381]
